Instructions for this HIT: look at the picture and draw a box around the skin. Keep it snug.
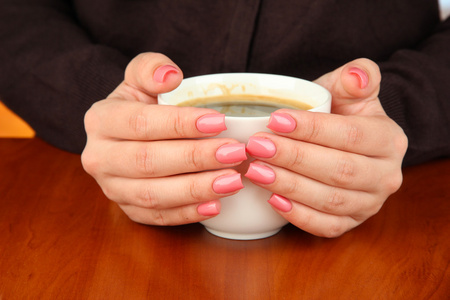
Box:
[81,52,408,237]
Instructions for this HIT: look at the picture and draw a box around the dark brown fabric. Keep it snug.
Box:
[0,0,449,166]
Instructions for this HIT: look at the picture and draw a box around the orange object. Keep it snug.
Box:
[0,101,35,138]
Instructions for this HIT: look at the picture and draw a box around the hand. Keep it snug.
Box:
[244,58,408,237]
[82,53,247,226]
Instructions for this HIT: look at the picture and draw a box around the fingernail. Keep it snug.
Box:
[154,65,179,83]
[268,112,296,133]
[246,136,276,158]
[268,194,292,212]
[197,201,220,216]
[349,67,369,89]
[197,114,226,133]
[216,143,247,164]
[245,163,275,184]
[213,173,244,194]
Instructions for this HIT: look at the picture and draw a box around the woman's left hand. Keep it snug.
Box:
[245,58,408,237]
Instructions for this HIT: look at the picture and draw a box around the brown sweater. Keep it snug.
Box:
[0,0,449,166]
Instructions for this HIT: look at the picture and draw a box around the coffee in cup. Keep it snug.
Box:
[177,94,313,117]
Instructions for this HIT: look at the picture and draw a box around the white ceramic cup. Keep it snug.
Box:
[158,73,331,240]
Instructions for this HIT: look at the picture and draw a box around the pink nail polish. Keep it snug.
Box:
[154,65,179,83]
[197,114,226,133]
[268,194,292,212]
[349,67,369,89]
[216,143,247,164]
[245,163,275,184]
[197,201,220,216]
[246,136,276,158]
[213,173,244,194]
[268,113,296,133]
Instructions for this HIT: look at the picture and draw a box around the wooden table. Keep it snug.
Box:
[1,138,449,299]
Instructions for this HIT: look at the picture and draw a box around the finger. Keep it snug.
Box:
[109,52,183,103]
[267,194,361,238]
[84,99,227,141]
[88,139,246,178]
[99,170,243,210]
[245,161,381,219]
[119,200,222,226]
[313,58,384,116]
[263,111,403,158]
[246,134,397,192]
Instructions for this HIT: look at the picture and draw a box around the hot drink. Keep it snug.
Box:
[177,94,312,117]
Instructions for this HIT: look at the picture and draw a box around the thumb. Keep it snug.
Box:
[109,52,184,103]
[314,58,384,116]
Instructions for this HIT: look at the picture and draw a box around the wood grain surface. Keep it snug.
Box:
[1,138,449,299]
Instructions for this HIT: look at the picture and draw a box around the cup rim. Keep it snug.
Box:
[158,72,331,119]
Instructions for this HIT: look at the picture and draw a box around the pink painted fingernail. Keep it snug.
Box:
[213,173,244,194]
[197,201,220,216]
[154,65,179,83]
[349,67,369,89]
[268,112,296,133]
[245,163,275,184]
[246,136,276,158]
[216,143,247,164]
[197,114,226,133]
[268,194,292,212]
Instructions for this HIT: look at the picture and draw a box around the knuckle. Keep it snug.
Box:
[379,119,408,156]
[135,144,157,177]
[366,201,383,218]
[129,109,150,139]
[83,101,111,135]
[137,185,159,209]
[100,185,114,201]
[130,53,154,80]
[324,188,347,212]
[393,131,409,155]
[303,113,322,141]
[323,222,347,238]
[286,144,305,169]
[330,156,356,187]
[385,171,403,194]
[170,109,188,137]
[283,178,303,197]
[83,106,99,134]
[150,208,193,226]
[184,144,206,170]
[81,149,99,176]
[136,54,152,73]
[342,122,364,149]
[150,210,167,226]
[188,179,204,202]
[103,187,127,207]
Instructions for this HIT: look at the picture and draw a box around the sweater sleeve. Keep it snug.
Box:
[378,17,450,166]
[0,1,129,153]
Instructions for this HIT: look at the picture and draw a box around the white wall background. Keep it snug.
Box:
[440,0,450,19]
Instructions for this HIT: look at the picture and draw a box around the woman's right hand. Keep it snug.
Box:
[81,53,247,225]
